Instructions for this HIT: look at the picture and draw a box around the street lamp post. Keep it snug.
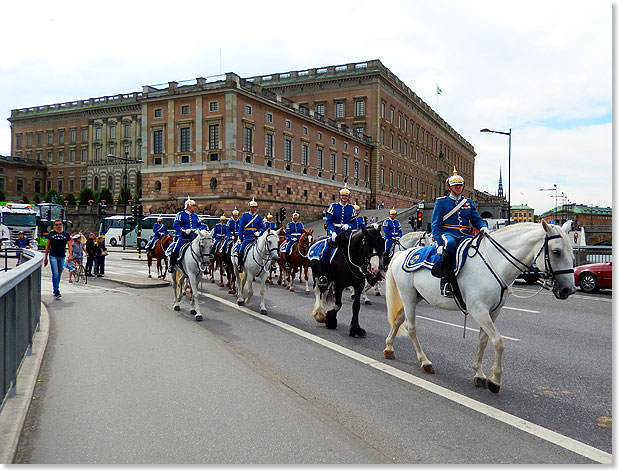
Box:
[107,152,144,250]
[480,128,511,224]
[540,184,558,224]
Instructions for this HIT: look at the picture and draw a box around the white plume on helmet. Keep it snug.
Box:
[184,195,196,208]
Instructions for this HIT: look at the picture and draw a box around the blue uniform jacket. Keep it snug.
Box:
[352,216,366,230]
[383,218,402,252]
[263,221,277,230]
[226,218,240,236]
[166,210,207,256]
[431,195,487,248]
[325,202,357,236]
[286,221,304,241]
[238,211,264,242]
[152,223,169,239]
[213,222,230,242]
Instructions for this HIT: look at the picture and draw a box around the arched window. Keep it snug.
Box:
[154,180,162,191]
[108,175,113,189]
[210,177,217,190]
[94,176,99,191]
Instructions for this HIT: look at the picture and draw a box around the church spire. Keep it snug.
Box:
[497,167,504,198]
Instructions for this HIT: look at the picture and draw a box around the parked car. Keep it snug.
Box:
[574,261,612,293]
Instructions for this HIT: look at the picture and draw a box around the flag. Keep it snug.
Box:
[437,85,442,95]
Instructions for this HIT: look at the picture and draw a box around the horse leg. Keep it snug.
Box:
[362,281,372,305]
[403,300,434,374]
[383,307,406,359]
[325,286,343,330]
[288,266,295,292]
[147,255,152,278]
[349,282,366,337]
[303,264,311,294]
[258,275,268,315]
[472,308,505,393]
[187,274,203,321]
[172,273,182,311]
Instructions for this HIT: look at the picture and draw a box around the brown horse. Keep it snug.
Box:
[147,235,173,279]
[210,236,237,294]
[280,230,314,294]
[276,229,287,286]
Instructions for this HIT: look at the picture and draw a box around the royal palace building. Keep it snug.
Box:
[8,60,477,220]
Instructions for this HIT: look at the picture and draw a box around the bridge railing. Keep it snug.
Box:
[0,248,42,410]
[573,246,612,266]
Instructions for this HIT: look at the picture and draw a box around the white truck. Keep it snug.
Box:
[0,203,39,246]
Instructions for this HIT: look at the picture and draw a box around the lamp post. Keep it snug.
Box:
[107,152,144,250]
[480,128,511,224]
[540,184,558,224]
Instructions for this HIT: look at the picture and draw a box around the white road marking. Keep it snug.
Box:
[502,306,540,313]
[201,291,611,465]
[416,315,520,341]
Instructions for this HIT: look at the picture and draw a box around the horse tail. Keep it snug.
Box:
[385,263,403,328]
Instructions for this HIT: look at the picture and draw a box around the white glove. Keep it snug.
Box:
[184,228,194,234]
[342,224,350,231]
[437,246,444,256]
[331,232,337,242]
[480,227,489,235]
[395,237,400,241]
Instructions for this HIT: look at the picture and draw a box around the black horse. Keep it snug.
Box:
[310,225,384,337]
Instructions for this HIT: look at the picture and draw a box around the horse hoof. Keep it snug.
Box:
[487,380,500,394]
[422,364,435,374]
[195,314,203,322]
[349,327,366,337]
[260,309,267,315]
[383,349,395,360]
[364,300,372,305]
[289,287,294,292]
[375,292,381,296]
[325,313,338,330]
[190,309,197,315]
[174,305,180,311]
[305,290,310,295]
[473,377,488,389]
[148,274,152,278]
[313,311,326,323]
[218,282,224,287]
[237,300,244,306]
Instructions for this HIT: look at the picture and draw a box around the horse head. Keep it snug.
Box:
[299,229,314,252]
[196,229,214,265]
[262,228,281,262]
[357,226,385,278]
[540,220,576,299]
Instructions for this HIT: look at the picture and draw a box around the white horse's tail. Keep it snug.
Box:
[385,263,403,328]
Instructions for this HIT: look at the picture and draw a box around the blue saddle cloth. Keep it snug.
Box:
[308,238,338,262]
[402,238,473,276]
[231,240,255,258]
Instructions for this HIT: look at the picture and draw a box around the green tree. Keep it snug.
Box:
[0,189,6,202]
[98,187,114,204]
[22,194,30,203]
[44,188,60,204]
[65,193,77,205]
[117,186,132,205]
[33,194,41,204]
[134,186,142,204]
[78,186,95,205]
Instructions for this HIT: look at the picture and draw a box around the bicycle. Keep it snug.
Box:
[71,259,87,285]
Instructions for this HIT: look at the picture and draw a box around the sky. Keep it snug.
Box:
[0,0,612,215]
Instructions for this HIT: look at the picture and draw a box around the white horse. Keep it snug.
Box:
[383,220,575,393]
[232,228,281,315]
[171,229,214,321]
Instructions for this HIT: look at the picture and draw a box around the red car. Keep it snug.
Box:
[574,261,612,293]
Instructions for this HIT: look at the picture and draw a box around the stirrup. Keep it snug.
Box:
[440,280,454,298]
[317,275,329,287]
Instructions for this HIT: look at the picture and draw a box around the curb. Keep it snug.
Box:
[0,303,50,464]
[107,278,170,288]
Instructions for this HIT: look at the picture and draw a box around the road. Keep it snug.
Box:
[18,250,612,463]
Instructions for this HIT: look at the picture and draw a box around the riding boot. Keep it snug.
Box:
[168,252,176,273]
[440,250,454,297]
[237,250,244,273]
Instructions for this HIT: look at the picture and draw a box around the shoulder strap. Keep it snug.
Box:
[443,198,467,221]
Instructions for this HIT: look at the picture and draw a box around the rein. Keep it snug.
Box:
[250,233,279,277]
[343,231,380,281]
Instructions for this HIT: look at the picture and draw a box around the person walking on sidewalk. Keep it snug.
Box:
[68,233,86,283]
[85,232,97,276]
[43,219,73,299]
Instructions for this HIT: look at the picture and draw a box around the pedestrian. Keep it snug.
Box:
[85,232,97,276]
[43,219,73,299]
[68,233,86,283]
[94,235,107,277]
[15,230,32,266]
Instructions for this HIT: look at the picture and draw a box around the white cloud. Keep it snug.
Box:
[0,0,611,214]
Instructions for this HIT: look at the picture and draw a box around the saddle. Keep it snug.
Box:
[231,239,256,258]
[308,238,338,263]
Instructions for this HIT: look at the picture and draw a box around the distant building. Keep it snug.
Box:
[510,204,534,223]
[0,155,46,201]
[539,204,612,245]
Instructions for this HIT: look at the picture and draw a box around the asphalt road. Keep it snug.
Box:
[17,255,612,464]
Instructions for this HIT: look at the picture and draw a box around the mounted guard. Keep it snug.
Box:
[263,213,277,230]
[280,211,304,258]
[431,167,488,297]
[317,184,357,288]
[145,217,169,254]
[210,215,230,260]
[382,207,402,268]
[236,198,264,273]
[351,204,366,230]
[166,196,208,273]
[223,208,240,251]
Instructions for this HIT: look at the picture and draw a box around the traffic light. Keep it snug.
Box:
[131,205,138,219]
[408,216,415,227]
[417,211,423,228]
[131,204,143,219]
[97,202,107,218]
[280,207,286,221]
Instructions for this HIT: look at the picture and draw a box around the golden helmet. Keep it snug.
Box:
[447,166,464,186]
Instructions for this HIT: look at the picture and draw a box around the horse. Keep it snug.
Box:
[147,235,173,279]
[211,235,237,295]
[383,220,576,393]
[171,229,214,321]
[232,228,281,315]
[310,225,384,337]
[276,229,287,286]
[281,229,314,294]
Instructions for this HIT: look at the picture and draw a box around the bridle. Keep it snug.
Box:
[296,231,312,258]
[190,231,213,271]
[344,229,382,281]
[250,231,280,276]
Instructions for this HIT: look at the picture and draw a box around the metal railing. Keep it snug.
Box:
[0,248,42,410]
[573,246,612,266]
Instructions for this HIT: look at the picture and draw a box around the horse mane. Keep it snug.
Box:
[490,221,571,247]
